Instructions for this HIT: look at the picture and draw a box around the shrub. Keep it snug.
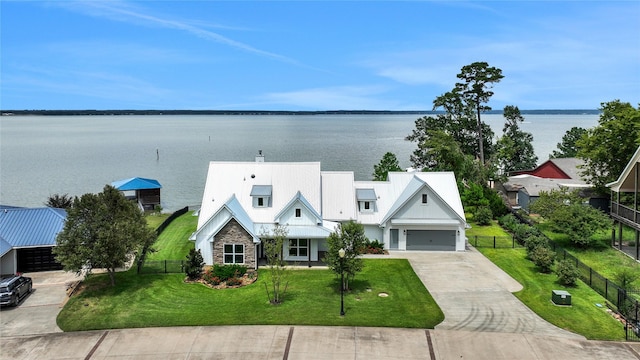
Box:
[226,277,243,286]
[474,206,493,225]
[202,269,221,285]
[513,224,538,245]
[212,264,247,281]
[530,245,555,273]
[524,235,548,256]
[498,213,519,231]
[364,239,385,254]
[556,259,580,286]
[483,186,509,218]
[184,249,205,280]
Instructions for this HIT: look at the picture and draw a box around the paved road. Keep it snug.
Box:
[4,251,640,359]
[3,325,640,359]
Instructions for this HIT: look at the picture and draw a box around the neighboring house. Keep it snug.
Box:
[190,160,467,269]
[0,206,66,276]
[511,158,584,179]
[503,158,606,211]
[607,145,640,259]
[111,177,162,212]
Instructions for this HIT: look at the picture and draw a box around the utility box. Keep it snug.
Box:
[552,290,572,305]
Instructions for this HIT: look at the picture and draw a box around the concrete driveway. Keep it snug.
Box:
[388,248,585,338]
[0,271,80,337]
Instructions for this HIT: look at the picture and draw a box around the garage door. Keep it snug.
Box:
[17,247,63,273]
[406,230,456,251]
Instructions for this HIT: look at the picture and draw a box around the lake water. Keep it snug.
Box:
[0,114,599,211]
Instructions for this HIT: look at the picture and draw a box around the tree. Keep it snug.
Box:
[495,105,537,173]
[373,152,402,181]
[260,224,290,304]
[45,193,73,209]
[184,249,205,280]
[454,62,504,164]
[550,127,587,159]
[577,100,640,193]
[406,91,495,163]
[54,185,157,286]
[324,221,367,291]
[529,188,611,247]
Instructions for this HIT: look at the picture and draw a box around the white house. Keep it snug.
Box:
[190,159,467,269]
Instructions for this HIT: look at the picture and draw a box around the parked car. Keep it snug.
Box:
[0,275,33,307]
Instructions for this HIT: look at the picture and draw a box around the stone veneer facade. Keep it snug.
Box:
[212,218,256,269]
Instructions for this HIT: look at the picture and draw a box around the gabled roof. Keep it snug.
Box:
[512,158,585,181]
[379,174,465,225]
[198,162,322,227]
[111,177,162,191]
[274,191,323,225]
[506,174,590,197]
[0,207,67,256]
[191,195,259,243]
[607,145,640,192]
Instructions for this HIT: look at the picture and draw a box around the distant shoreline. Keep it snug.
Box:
[1,109,601,116]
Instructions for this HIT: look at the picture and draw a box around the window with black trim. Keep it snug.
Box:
[258,197,264,206]
[422,194,428,204]
[223,244,244,264]
[295,208,301,217]
[288,239,308,257]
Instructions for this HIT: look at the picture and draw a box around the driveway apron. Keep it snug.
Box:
[388,248,584,339]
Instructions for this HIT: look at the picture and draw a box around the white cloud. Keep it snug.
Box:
[262,85,403,110]
[51,0,304,66]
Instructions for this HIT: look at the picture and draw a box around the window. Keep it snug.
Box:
[223,244,244,264]
[258,197,264,207]
[422,194,428,204]
[295,208,301,217]
[364,201,370,210]
[288,239,308,257]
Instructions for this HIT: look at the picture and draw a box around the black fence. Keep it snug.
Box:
[471,235,523,249]
[137,206,190,274]
[138,260,186,274]
[156,206,189,235]
[509,210,640,341]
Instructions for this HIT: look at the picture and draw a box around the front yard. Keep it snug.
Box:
[57,258,443,331]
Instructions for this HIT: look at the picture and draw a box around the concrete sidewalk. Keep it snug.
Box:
[2,325,639,360]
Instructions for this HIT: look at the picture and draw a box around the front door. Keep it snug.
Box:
[390,229,399,250]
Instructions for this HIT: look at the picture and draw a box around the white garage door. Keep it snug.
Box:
[406,230,456,251]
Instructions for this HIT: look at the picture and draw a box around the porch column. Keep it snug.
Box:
[636,228,639,261]
[619,221,623,250]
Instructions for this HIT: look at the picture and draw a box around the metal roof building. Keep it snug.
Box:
[0,206,66,275]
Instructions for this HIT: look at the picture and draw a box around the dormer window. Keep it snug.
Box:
[356,188,377,213]
[251,185,272,208]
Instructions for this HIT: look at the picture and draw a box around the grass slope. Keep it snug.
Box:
[478,247,625,340]
[57,259,443,331]
[147,212,197,260]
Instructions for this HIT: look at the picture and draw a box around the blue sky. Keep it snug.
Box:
[2,1,639,110]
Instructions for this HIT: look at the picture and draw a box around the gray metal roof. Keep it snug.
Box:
[356,189,377,201]
[250,185,272,197]
[548,158,584,180]
[0,207,66,255]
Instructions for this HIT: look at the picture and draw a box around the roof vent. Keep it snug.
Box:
[255,150,265,163]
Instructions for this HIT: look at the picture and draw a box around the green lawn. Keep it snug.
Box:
[57,259,444,331]
[538,222,640,288]
[466,217,517,248]
[147,212,197,260]
[478,247,625,340]
[145,213,171,230]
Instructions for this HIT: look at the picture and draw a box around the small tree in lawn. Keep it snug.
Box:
[54,185,157,286]
[184,248,205,280]
[324,221,367,291]
[261,224,290,304]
